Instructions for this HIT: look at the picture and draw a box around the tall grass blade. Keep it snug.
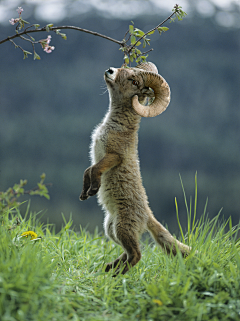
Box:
[175,197,184,242]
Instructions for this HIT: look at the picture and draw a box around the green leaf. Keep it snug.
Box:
[133,28,145,37]
[23,50,32,59]
[18,188,24,195]
[18,21,24,30]
[136,41,141,46]
[34,24,40,29]
[131,35,136,45]
[40,173,46,182]
[124,55,129,64]
[34,52,41,60]
[129,25,134,34]
[144,38,150,45]
[21,19,30,24]
[143,39,146,48]
[60,33,67,40]
[147,30,155,35]
[158,27,169,32]
[45,24,53,32]
[170,17,176,23]
[20,179,27,186]
[56,30,67,40]
[44,193,50,200]
[121,46,128,53]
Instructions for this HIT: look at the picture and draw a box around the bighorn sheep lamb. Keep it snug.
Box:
[80,62,190,275]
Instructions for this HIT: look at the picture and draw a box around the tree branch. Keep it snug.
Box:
[0,25,124,46]
[129,10,176,52]
[1,5,187,64]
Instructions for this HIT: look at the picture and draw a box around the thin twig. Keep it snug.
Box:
[25,33,37,54]
[125,33,131,44]
[123,29,129,40]
[0,25,124,46]
[137,48,153,57]
[129,10,176,52]
[19,35,38,44]
[9,38,25,52]
[25,24,36,31]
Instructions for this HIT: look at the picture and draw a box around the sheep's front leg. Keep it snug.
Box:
[79,166,92,201]
[79,153,121,201]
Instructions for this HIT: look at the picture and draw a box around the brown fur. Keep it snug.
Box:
[80,64,190,275]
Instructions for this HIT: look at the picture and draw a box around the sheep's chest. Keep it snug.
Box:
[90,123,108,165]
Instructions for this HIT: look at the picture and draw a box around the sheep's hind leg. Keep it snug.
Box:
[105,252,127,272]
[104,218,127,272]
[113,228,141,276]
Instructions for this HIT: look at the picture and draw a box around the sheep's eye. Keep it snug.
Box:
[132,80,138,86]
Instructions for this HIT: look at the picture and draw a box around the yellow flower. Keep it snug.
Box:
[153,299,163,306]
[21,231,38,240]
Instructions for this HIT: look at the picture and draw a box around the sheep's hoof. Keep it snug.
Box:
[87,180,100,196]
[105,263,113,272]
[79,192,89,201]
[87,186,99,196]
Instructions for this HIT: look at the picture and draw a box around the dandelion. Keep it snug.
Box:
[153,299,163,306]
[21,231,38,240]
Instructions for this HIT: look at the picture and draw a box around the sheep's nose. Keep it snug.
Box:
[106,68,114,74]
[105,67,117,80]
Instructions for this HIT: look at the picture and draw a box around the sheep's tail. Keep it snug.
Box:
[147,215,190,256]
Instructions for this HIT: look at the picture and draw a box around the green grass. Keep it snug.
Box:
[1,188,240,320]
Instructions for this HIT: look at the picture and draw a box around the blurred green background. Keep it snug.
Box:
[0,0,240,233]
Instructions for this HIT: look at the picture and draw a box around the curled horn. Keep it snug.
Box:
[135,61,158,74]
[132,69,171,118]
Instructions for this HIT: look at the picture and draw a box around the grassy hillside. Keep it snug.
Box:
[1,181,240,321]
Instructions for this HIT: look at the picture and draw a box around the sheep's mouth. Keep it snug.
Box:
[104,74,113,81]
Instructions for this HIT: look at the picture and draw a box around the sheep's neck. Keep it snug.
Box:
[108,98,141,132]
